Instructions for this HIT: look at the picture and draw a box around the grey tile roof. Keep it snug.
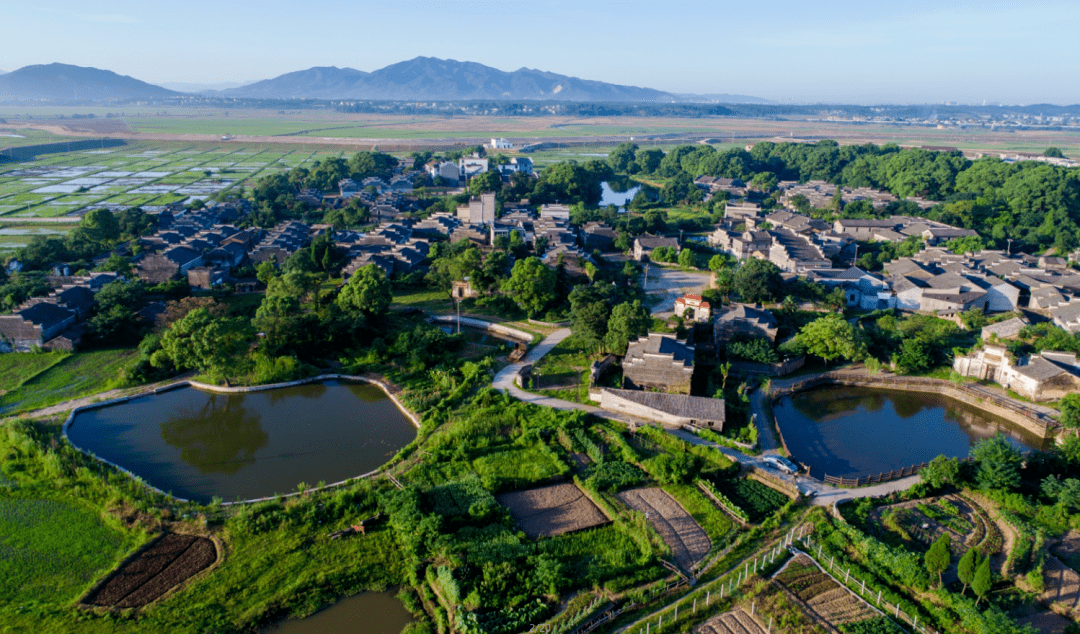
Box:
[603,388,726,422]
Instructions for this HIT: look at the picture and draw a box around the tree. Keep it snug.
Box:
[920,455,960,489]
[151,307,251,381]
[1059,393,1080,438]
[1045,147,1064,158]
[971,554,992,607]
[469,169,502,194]
[971,434,1022,491]
[826,287,848,311]
[957,548,977,596]
[635,149,664,174]
[79,208,121,243]
[569,283,616,350]
[337,264,392,321]
[678,248,698,269]
[750,171,778,191]
[784,314,867,363]
[924,533,951,587]
[713,267,735,302]
[89,279,145,344]
[501,257,556,317]
[609,142,639,173]
[604,300,650,355]
[733,258,783,304]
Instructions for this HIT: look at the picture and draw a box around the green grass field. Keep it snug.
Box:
[0,349,139,415]
[0,351,69,394]
[0,491,140,604]
[664,483,736,549]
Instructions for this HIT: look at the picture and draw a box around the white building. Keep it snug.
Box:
[489,138,513,150]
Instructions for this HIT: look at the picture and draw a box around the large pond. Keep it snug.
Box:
[773,386,1048,479]
[262,591,411,634]
[67,380,417,503]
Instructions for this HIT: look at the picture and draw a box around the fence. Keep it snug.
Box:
[622,525,813,634]
[795,535,939,634]
[818,457,974,488]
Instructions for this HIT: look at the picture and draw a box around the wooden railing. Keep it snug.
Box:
[820,457,974,488]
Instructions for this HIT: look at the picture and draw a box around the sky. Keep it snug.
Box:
[3,0,1078,104]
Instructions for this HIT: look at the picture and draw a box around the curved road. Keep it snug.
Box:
[492,328,924,507]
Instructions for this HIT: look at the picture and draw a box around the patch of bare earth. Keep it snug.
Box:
[496,482,608,539]
[1016,610,1073,634]
[775,555,877,628]
[617,487,710,571]
[1040,557,1080,619]
[696,607,769,634]
[83,533,218,608]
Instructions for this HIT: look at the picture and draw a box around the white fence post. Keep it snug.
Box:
[707,589,711,604]
[751,601,755,616]
[768,616,773,633]
[674,604,678,621]
[861,578,866,594]
[845,568,850,583]
[895,604,900,618]
[693,597,697,614]
[877,589,881,604]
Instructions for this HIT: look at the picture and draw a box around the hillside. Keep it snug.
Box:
[224,56,675,102]
[0,63,178,102]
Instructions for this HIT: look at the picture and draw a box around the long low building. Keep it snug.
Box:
[596,388,725,431]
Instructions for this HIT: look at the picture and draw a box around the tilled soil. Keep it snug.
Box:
[617,487,710,571]
[778,555,876,627]
[84,534,217,608]
[496,482,608,539]
[695,608,768,634]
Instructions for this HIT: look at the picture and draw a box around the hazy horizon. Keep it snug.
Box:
[5,0,1079,105]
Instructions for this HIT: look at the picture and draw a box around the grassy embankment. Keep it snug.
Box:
[0,349,139,416]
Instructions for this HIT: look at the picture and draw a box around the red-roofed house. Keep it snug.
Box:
[673,294,712,322]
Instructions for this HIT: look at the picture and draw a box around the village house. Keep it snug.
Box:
[807,267,893,310]
[673,294,712,322]
[980,316,1027,341]
[713,304,779,344]
[621,333,696,394]
[596,388,725,431]
[1051,301,1080,334]
[0,303,78,352]
[633,235,680,262]
[580,221,618,251]
[953,345,1080,401]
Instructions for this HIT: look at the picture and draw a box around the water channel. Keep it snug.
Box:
[67,380,417,503]
[262,591,412,634]
[773,386,1048,479]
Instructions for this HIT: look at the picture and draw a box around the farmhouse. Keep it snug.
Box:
[621,333,695,394]
[597,388,725,431]
[633,234,680,262]
[953,345,1080,401]
[713,304,778,343]
[673,294,712,322]
[0,302,77,352]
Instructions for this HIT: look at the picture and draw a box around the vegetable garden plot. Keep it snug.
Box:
[497,482,609,539]
[84,534,218,608]
[774,554,877,628]
[617,487,710,570]
[695,607,769,634]
[716,478,789,523]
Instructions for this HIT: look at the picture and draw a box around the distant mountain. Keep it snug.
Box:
[157,80,251,93]
[223,57,677,102]
[0,63,178,102]
[674,93,775,105]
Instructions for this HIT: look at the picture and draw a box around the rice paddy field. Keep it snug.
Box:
[0,142,348,220]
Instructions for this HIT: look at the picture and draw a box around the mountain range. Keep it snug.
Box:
[0,58,772,104]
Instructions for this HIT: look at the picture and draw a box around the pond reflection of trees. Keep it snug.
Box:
[160,394,268,474]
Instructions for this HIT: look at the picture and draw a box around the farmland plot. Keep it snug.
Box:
[696,607,768,634]
[775,555,877,628]
[497,482,608,539]
[84,533,218,608]
[617,487,710,570]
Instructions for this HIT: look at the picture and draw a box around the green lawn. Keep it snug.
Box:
[0,491,141,604]
[664,483,736,550]
[0,349,140,415]
[533,332,593,404]
[0,351,69,394]
[471,443,569,491]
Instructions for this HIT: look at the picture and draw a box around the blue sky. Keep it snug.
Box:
[3,0,1077,104]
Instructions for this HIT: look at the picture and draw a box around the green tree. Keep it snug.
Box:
[713,267,735,302]
[957,548,977,595]
[1045,147,1064,158]
[469,169,502,194]
[1059,393,1080,438]
[784,314,867,363]
[337,264,393,320]
[88,279,145,344]
[609,142,639,173]
[750,171,778,191]
[678,248,698,269]
[604,300,650,355]
[635,149,664,175]
[79,208,121,243]
[733,258,783,304]
[569,283,616,350]
[971,434,1022,491]
[500,257,556,317]
[924,533,951,587]
[151,307,251,381]
[972,554,992,607]
[920,455,960,489]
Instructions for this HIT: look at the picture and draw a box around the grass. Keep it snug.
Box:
[0,348,140,415]
[664,483,736,549]
[533,333,593,404]
[471,442,569,491]
[0,490,141,604]
[0,351,68,393]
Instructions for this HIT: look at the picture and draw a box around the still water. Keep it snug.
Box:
[263,591,412,634]
[773,386,1047,479]
[67,381,417,502]
[600,180,641,208]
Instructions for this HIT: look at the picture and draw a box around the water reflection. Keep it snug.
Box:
[262,591,411,634]
[160,395,268,474]
[775,386,1046,479]
[600,179,641,208]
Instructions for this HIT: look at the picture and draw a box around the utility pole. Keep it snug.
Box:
[643,264,649,290]
[1007,238,1013,256]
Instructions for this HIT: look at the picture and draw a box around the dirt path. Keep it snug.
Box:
[962,491,1018,577]
[1,373,194,424]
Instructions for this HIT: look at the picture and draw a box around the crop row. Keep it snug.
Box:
[697,478,750,523]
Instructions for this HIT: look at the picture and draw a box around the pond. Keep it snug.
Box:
[773,386,1048,479]
[600,179,641,208]
[67,380,417,503]
[262,591,412,634]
